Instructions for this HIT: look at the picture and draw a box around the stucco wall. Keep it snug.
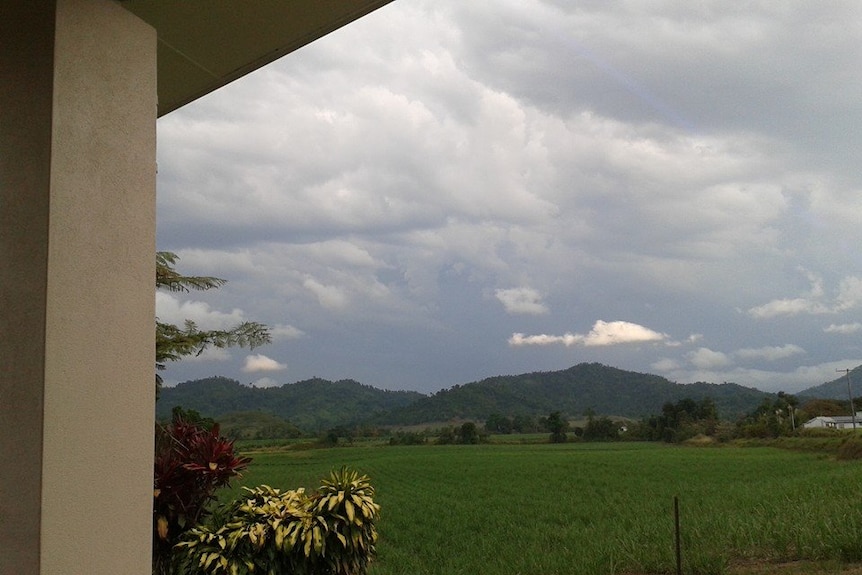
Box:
[0,1,156,573]
[0,2,56,571]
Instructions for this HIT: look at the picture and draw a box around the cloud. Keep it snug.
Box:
[250,377,281,388]
[747,298,830,319]
[581,321,669,346]
[836,277,862,311]
[156,292,247,330]
[687,348,732,370]
[242,354,287,373]
[734,344,805,362]
[651,358,681,372]
[495,287,549,315]
[178,347,232,363]
[271,324,305,340]
[824,323,862,335]
[664,333,704,348]
[509,333,578,347]
[658,360,862,394]
[303,277,349,310]
[748,273,862,319]
[152,2,862,395]
[509,320,668,347]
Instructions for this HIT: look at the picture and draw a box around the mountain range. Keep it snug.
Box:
[157,375,422,431]
[156,362,831,431]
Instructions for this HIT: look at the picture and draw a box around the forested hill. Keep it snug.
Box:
[157,376,423,431]
[158,364,775,431]
[373,363,772,425]
[797,364,862,399]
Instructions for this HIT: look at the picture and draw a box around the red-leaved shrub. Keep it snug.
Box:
[153,414,251,575]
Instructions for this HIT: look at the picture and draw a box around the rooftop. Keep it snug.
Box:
[119,0,395,116]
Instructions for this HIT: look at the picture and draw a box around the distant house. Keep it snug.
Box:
[803,413,862,430]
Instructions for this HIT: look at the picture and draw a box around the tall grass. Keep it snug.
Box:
[224,442,862,575]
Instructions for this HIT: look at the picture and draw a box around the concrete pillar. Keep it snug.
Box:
[0,1,156,574]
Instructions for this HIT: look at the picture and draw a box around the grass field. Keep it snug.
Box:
[223,442,862,575]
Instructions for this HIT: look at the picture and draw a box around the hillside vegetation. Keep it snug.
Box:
[158,363,777,432]
[157,376,423,431]
[374,363,770,424]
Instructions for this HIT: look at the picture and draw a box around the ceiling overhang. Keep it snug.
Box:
[119,0,396,117]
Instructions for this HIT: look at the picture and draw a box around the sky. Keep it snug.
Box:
[155,1,862,395]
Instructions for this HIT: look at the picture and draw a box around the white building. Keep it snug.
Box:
[803,413,862,430]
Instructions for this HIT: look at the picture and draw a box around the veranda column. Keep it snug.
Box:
[0,1,157,573]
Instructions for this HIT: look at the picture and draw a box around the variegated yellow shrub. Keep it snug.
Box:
[174,468,380,575]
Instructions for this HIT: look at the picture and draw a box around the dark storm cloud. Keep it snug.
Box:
[156,1,862,393]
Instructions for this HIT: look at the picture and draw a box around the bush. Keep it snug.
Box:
[174,468,380,575]
[388,431,426,445]
[435,426,457,445]
[320,429,340,448]
[153,415,251,575]
[798,427,842,438]
[837,436,862,460]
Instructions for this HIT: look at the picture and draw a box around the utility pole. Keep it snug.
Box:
[837,368,857,430]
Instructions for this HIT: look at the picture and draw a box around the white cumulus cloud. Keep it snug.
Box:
[303,277,348,309]
[824,323,862,334]
[581,321,668,346]
[687,347,732,370]
[242,354,287,373]
[747,298,829,319]
[156,292,247,330]
[509,320,668,347]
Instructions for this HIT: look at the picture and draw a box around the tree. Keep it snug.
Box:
[155,252,270,391]
[629,397,719,442]
[459,422,480,444]
[170,405,215,430]
[485,413,513,434]
[801,398,848,417]
[738,393,800,438]
[512,414,538,433]
[547,411,569,443]
[153,253,271,574]
[583,416,620,441]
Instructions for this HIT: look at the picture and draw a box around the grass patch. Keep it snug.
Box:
[225,442,862,575]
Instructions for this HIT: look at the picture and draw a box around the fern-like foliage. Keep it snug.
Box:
[154,252,271,389]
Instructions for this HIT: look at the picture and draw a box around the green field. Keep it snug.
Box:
[224,442,862,575]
